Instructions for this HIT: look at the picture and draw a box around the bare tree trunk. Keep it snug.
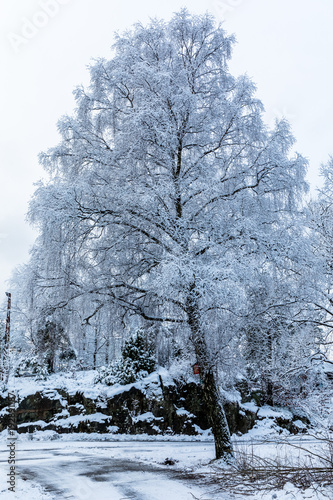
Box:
[266,379,274,406]
[81,327,86,367]
[105,333,110,366]
[266,330,274,405]
[93,327,98,369]
[186,284,233,460]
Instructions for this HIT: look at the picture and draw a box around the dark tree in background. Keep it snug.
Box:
[34,321,74,373]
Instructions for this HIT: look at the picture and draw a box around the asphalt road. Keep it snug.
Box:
[2,443,214,500]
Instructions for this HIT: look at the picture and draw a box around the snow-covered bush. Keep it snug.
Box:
[95,329,156,385]
[14,354,49,379]
[169,358,197,385]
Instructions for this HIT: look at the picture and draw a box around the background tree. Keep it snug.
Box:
[243,273,322,406]
[307,157,333,359]
[34,321,74,373]
[17,10,310,459]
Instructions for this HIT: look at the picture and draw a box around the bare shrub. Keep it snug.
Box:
[198,436,333,496]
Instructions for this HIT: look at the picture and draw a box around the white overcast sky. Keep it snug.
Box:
[0,0,333,301]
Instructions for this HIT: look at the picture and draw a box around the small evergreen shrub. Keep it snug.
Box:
[121,328,156,374]
[95,329,156,385]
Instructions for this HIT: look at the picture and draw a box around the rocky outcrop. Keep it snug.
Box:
[0,374,307,436]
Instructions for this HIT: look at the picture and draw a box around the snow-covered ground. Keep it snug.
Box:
[1,433,332,500]
[3,368,176,401]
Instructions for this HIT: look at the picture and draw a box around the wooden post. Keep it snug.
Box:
[1,292,12,384]
[4,292,11,349]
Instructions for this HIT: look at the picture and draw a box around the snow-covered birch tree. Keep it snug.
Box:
[23,10,310,459]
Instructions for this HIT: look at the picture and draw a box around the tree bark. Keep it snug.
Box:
[202,370,233,460]
[186,283,233,460]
